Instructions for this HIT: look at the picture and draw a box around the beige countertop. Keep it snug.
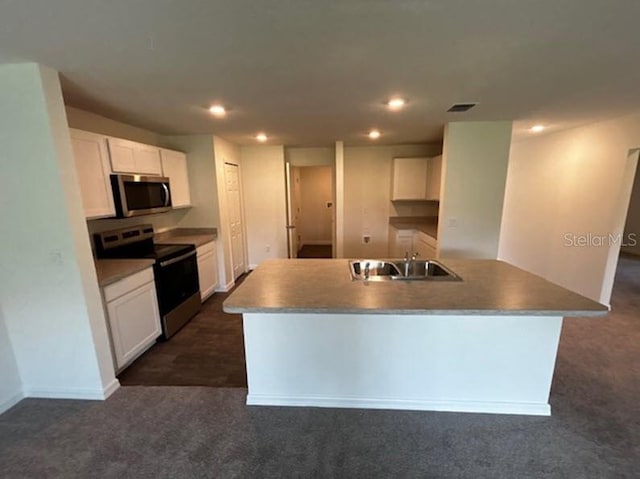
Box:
[155,228,217,248]
[94,259,155,287]
[223,259,608,317]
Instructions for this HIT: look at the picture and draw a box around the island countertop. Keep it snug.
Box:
[223,259,609,316]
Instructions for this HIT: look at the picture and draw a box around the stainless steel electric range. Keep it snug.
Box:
[94,224,200,339]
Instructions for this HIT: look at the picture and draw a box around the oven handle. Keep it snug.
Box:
[159,249,197,268]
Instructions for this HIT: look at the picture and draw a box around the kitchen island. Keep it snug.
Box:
[223,259,608,416]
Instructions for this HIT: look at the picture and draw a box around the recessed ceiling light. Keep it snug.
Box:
[368,130,381,140]
[256,133,268,142]
[387,98,406,110]
[530,125,545,133]
[208,104,226,117]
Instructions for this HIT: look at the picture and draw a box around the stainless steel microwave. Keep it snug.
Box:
[110,174,172,218]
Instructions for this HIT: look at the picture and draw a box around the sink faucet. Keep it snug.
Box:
[404,252,418,276]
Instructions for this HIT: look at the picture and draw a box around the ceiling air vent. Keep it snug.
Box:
[447,103,477,113]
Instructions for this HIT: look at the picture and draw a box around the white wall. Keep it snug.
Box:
[299,166,333,245]
[499,113,640,304]
[343,144,441,258]
[438,121,512,259]
[286,147,334,166]
[240,145,288,267]
[162,135,219,228]
[0,63,117,400]
[0,306,22,413]
[334,141,344,258]
[66,106,161,145]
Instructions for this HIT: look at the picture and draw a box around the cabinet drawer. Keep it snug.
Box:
[196,241,216,257]
[103,267,154,302]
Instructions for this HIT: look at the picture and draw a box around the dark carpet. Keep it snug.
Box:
[1,257,639,478]
[297,244,332,258]
[117,275,248,388]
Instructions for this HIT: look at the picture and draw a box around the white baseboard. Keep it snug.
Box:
[215,279,234,293]
[0,391,24,415]
[301,241,332,246]
[246,394,551,416]
[102,379,120,399]
[24,379,121,401]
[249,263,258,270]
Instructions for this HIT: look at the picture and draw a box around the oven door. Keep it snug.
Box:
[112,175,172,217]
[155,249,200,317]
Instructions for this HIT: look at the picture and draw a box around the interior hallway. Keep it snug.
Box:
[1,257,639,478]
[297,244,332,258]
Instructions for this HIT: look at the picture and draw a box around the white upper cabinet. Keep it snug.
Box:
[426,155,443,201]
[160,149,192,208]
[107,138,162,176]
[69,128,116,219]
[391,157,429,200]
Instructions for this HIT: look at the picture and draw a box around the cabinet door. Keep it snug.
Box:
[415,239,437,259]
[107,138,162,175]
[414,232,438,259]
[161,149,191,208]
[70,129,115,219]
[391,157,428,200]
[106,280,161,369]
[197,244,218,301]
[426,155,443,200]
[134,144,163,175]
[390,228,414,257]
[107,138,137,173]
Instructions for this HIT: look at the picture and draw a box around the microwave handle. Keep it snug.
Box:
[161,183,170,206]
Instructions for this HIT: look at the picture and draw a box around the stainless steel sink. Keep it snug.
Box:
[349,260,402,281]
[349,259,461,281]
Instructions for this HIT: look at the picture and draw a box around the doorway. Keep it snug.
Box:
[286,164,334,258]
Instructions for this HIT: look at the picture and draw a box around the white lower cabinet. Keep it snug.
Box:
[197,241,218,301]
[103,268,161,371]
[414,231,438,259]
[389,227,415,257]
[390,226,438,259]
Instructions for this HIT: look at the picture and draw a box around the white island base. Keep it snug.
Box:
[243,313,563,416]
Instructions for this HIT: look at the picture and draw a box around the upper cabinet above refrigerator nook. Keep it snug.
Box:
[391,157,429,200]
[390,156,442,202]
[107,137,163,176]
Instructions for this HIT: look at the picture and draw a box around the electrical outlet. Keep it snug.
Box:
[363,235,371,244]
[265,244,271,252]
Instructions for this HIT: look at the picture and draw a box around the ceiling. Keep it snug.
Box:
[1,0,639,146]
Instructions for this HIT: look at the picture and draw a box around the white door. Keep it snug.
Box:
[225,163,246,279]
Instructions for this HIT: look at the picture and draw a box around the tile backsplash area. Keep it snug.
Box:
[86,209,191,250]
